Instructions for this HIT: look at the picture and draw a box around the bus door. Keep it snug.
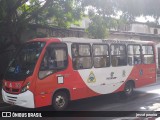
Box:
[141,45,156,85]
[127,44,144,87]
[35,43,68,107]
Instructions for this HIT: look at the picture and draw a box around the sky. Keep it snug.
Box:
[136,16,155,23]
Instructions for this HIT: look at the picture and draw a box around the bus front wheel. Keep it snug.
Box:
[52,91,69,111]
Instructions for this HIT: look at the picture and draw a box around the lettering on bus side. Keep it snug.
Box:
[102,40,135,44]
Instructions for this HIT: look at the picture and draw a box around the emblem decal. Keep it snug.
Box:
[111,72,114,78]
[87,71,96,83]
[122,70,126,77]
[106,72,117,80]
[140,69,143,76]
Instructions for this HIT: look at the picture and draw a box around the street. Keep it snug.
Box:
[1,78,160,120]
[0,78,160,113]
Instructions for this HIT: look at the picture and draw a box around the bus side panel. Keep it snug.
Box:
[114,63,156,93]
[67,57,100,100]
[126,64,156,88]
[139,64,156,87]
[34,56,100,108]
[35,93,52,108]
[113,66,139,93]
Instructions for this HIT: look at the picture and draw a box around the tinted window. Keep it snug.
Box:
[142,45,154,64]
[93,44,110,68]
[72,43,92,70]
[111,44,127,66]
[128,45,142,65]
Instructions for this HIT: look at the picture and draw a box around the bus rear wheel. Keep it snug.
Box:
[123,82,134,97]
[52,91,69,111]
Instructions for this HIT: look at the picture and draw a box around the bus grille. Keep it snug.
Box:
[5,87,19,93]
[7,96,17,103]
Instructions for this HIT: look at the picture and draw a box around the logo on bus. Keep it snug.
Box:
[87,71,96,83]
[122,70,126,77]
[139,69,143,76]
[106,72,117,80]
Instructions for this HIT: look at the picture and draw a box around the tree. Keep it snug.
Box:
[87,15,109,39]
[83,0,160,38]
[115,0,160,24]
[83,0,118,39]
[0,0,83,52]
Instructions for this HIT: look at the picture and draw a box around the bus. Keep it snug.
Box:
[2,37,156,111]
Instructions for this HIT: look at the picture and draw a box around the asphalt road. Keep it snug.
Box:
[1,81,160,111]
[1,78,160,120]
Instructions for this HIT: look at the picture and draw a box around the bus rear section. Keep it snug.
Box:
[2,38,156,111]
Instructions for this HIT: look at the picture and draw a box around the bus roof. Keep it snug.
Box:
[29,37,155,45]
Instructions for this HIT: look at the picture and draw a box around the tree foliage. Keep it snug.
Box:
[87,15,109,39]
[1,0,160,48]
[115,0,160,24]
[83,0,160,23]
[0,0,83,52]
[83,0,118,38]
[83,0,160,38]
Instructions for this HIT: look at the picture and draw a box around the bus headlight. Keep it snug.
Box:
[21,82,30,93]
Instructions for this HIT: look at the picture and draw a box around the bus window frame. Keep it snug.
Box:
[127,44,142,66]
[110,43,127,67]
[142,44,155,64]
[71,43,93,70]
[92,43,110,68]
[38,42,69,80]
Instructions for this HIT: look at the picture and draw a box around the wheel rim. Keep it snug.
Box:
[125,84,132,95]
[55,95,65,108]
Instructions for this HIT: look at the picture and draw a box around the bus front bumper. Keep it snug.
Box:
[2,89,35,108]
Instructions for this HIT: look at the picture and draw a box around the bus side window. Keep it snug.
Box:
[111,44,127,67]
[93,44,110,68]
[142,45,154,64]
[127,45,141,65]
[72,43,92,70]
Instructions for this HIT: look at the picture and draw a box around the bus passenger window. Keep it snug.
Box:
[142,45,154,64]
[93,44,110,68]
[39,43,68,79]
[72,43,92,70]
[111,44,127,67]
[127,45,141,65]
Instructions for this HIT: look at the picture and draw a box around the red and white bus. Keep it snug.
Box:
[2,37,156,110]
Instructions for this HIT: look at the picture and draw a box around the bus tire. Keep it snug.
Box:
[52,91,69,111]
[123,82,134,97]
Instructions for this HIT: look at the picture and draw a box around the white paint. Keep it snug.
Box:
[2,89,35,108]
[78,66,133,94]
[58,76,64,84]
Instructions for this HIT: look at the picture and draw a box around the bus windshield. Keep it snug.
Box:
[4,42,46,81]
